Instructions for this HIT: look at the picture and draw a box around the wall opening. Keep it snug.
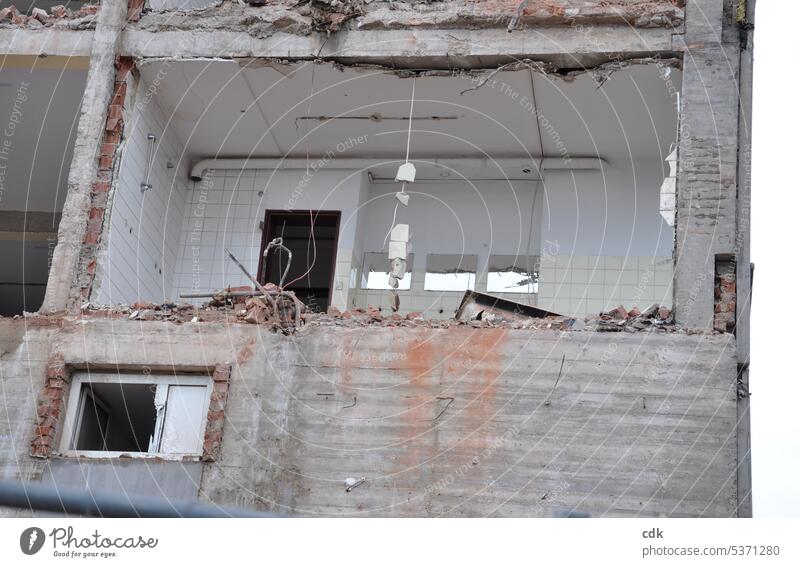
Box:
[258,210,340,312]
[0,55,88,315]
[100,60,680,319]
[714,254,737,333]
[73,383,156,452]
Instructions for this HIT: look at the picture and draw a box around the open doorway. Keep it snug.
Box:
[258,210,340,312]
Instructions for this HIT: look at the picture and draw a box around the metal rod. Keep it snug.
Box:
[140,133,156,193]
[0,480,278,518]
[179,290,264,299]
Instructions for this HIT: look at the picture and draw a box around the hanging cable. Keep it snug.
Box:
[405,77,416,165]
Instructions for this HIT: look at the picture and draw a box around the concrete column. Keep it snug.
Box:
[41,0,129,313]
[735,0,755,366]
[673,0,741,329]
[735,0,756,519]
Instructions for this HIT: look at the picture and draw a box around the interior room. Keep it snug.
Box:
[95,59,680,318]
[0,55,88,315]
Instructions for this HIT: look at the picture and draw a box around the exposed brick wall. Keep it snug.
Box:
[79,56,134,302]
[714,255,736,333]
[30,355,71,459]
[203,365,231,462]
[127,0,144,22]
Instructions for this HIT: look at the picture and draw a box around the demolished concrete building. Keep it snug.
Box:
[0,0,754,517]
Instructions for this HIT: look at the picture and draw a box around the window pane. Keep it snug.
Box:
[424,254,477,291]
[362,252,413,290]
[73,383,157,452]
[159,386,208,454]
[486,255,539,294]
[74,389,110,451]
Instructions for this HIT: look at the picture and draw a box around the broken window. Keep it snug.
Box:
[362,252,414,290]
[486,255,539,294]
[423,254,477,292]
[61,373,211,457]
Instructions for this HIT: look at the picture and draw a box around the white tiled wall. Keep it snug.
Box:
[94,82,190,305]
[537,255,673,316]
[102,135,674,317]
[173,170,267,300]
[172,169,367,309]
[353,255,672,318]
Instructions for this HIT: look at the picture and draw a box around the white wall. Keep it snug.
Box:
[356,180,542,315]
[540,161,673,258]
[172,168,367,309]
[354,163,673,317]
[94,80,190,305]
[105,148,673,316]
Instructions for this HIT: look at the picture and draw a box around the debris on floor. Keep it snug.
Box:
[70,298,687,334]
[583,303,675,332]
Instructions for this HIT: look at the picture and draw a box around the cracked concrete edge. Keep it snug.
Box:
[40,0,130,314]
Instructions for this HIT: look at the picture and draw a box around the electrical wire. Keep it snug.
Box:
[282,65,320,291]
[383,77,417,249]
[283,209,318,289]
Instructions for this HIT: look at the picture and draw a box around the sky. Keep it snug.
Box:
[750,0,800,517]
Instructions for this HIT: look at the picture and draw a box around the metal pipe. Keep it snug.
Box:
[0,480,278,518]
[188,156,605,181]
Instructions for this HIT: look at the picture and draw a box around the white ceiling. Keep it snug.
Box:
[140,60,681,168]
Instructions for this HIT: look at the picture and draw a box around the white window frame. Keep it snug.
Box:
[59,372,212,460]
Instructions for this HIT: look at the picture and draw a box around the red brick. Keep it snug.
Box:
[98,154,114,170]
[127,0,145,22]
[91,192,108,210]
[35,425,53,437]
[78,5,100,16]
[212,365,231,383]
[104,130,121,145]
[100,142,117,157]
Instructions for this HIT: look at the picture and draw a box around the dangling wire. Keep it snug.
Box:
[404,77,416,165]
[383,76,416,249]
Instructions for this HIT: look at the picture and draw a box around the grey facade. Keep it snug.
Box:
[0,0,754,517]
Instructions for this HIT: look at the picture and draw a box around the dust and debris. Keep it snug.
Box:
[38,291,701,335]
[583,303,675,332]
[0,4,99,29]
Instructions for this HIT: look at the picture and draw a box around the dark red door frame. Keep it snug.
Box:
[257,209,341,309]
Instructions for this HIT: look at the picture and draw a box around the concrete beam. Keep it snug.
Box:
[121,26,677,69]
[0,29,93,57]
[40,0,129,313]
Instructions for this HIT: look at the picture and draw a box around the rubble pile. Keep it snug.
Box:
[65,296,694,334]
[583,304,675,333]
[0,4,99,27]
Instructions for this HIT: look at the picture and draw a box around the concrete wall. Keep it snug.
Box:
[0,317,739,517]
